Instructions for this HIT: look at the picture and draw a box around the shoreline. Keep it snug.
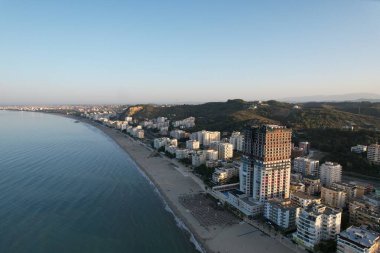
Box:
[36,112,303,253]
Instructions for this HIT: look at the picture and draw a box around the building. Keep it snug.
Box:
[303,176,321,196]
[205,149,219,161]
[136,129,144,139]
[299,141,310,155]
[229,131,244,152]
[293,204,342,249]
[170,129,188,139]
[191,130,221,146]
[321,186,347,209]
[333,182,364,203]
[186,140,200,150]
[337,226,380,253]
[212,167,239,184]
[293,157,319,177]
[319,161,342,187]
[172,117,195,129]
[290,182,305,194]
[218,143,234,160]
[368,144,380,164]
[349,195,380,232]
[175,149,191,159]
[291,191,321,208]
[192,151,206,167]
[351,145,368,154]
[264,199,300,230]
[153,137,177,149]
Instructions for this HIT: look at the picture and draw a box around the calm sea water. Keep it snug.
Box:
[0,111,198,253]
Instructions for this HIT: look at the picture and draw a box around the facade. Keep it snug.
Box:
[186,140,200,150]
[291,191,321,208]
[293,157,319,177]
[337,226,380,253]
[349,195,380,232]
[175,149,191,159]
[368,144,380,164]
[170,129,188,139]
[205,149,219,161]
[321,186,347,209]
[290,182,305,194]
[218,143,234,160]
[264,199,300,229]
[191,130,221,146]
[319,162,342,187]
[333,182,363,203]
[294,204,342,249]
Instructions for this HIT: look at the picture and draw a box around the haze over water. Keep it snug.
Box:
[0,111,198,253]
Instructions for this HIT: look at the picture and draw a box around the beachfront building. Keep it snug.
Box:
[153,137,177,150]
[337,226,380,253]
[349,194,380,232]
[351,145,368,154]
[186,140,200,150]
[321,186,347,209]
[229,131,244,152]
[136,129,144,139]
[293,203,342,249]
[212,167,239,184]
[368,144,380,164]
[264,199,300,230]
[192,151,206,167]
[175,149,192,160]
[218,143,234,160]
[319,162,342,187]
[293,157,319,177]
[290,191,321,208]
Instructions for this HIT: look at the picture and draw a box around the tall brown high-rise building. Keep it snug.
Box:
[240,125,292,202]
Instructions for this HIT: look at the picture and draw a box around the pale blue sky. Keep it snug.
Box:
[0,0,379,104]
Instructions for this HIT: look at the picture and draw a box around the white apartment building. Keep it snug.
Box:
[229,131,244,152]
[368,144,380,164]
[192,151,206,167]
[294,204,342,249]
[191,130,221,146]
[218,143,234,160]
[135,129,144,139]
[264,199,300,229]
[172,117,195,128]
[175,149,191,160]
[205,149,219,161]
[170,129,188,139]
[351,145,368,154]
[319,162,342,187]
[293,157,319,177]
[154,137,177,149]
[337,226,380,253]
[321,186,347,209]
[291,191,321,208]
[212,167,239,184]
[186,140,200,150]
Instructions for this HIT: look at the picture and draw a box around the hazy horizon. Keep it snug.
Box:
[1,0,379,104]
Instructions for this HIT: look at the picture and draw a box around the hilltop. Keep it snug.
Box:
[123,99,380,132]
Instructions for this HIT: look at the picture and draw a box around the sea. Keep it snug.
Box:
[0,110,199,253]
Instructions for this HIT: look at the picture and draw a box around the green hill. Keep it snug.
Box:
[123,99,380,131]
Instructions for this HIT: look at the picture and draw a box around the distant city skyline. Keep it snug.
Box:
[1,0,379,104]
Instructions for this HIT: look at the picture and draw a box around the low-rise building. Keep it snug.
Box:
[291,191,321,208]
[333,182,363,203]
[212,167,239,184]
[321,185,347,209]
[186,140,200,150]
[337,226,380,253]
[293,204,342,249]
[264,199,300,230]
[349,195,380,232]
[218,143,233,160]
[290,182,305,194]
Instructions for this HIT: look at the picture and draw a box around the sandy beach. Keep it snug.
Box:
[71,116,304,253]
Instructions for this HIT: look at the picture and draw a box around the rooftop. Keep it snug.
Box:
[339,226,380,248]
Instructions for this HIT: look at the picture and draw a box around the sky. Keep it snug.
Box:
[0,0,379,105]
